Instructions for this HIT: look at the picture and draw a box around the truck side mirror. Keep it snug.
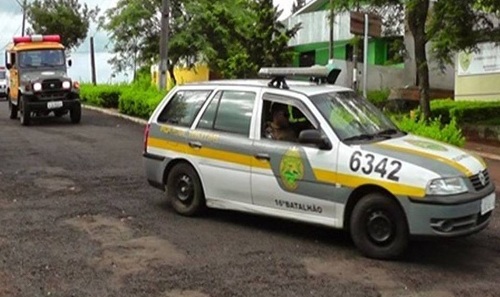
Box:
[68,59,72,67]
[6,63,12,70]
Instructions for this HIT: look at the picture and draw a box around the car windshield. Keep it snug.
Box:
[0,71,5,79]
[310,91,401,142]
[19,49,65,68]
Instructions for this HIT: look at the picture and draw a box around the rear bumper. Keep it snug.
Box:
[0,88,6,97]
[143,152,167,191]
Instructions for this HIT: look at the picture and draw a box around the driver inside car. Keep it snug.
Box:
[265,103,298,142]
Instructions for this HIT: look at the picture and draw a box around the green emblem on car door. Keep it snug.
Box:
[280,147,304,190]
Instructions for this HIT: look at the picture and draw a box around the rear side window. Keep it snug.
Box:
[157,90,212,127]
[197,90,256,136]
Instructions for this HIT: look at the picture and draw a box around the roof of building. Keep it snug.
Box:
[292,0,329,17]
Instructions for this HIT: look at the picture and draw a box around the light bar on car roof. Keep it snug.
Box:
[258,66,331,78]
[13,35,61,45]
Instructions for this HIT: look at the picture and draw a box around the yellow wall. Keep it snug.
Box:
[151,64,210,89]
[455,73,500,101]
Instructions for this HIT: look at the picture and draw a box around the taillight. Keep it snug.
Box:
[143,123,150,153]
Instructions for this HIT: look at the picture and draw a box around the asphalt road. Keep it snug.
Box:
[0,101,499,297]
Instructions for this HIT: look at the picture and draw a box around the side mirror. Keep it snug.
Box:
[68,59,72,67]
[6,63,12,70]
[298,129,332,150]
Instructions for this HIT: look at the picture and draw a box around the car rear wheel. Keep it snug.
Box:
[350,193,409,260]
[167,163,205,216]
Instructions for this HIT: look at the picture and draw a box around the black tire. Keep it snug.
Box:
[70,105,81,124]
[19,96,31,126]
[167,163,205,216]
[350,193,409,260]
[8,96,18,120]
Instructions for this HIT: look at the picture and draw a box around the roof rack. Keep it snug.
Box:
[258,65,342,89]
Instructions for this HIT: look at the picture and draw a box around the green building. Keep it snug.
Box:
[285,0,404,68]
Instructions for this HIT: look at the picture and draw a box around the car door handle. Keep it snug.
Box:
[254,153,270,161]
[188,141,202,149]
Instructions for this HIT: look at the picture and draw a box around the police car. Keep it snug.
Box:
[143,66,495,259]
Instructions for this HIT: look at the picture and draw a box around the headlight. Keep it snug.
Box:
[62,81,71,89]
[426,177,468,195]
[33,82,42,92]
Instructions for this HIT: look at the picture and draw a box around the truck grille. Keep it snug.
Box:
[42,79,62,91]
[469,169,490,191]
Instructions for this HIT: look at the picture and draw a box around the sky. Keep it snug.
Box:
[0,0,298,83]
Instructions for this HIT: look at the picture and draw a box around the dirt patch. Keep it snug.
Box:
[164,290,210,297]
[65,215,186,285]
[0,271,19,297]
[34,177,79,193]
[303,257,452,297]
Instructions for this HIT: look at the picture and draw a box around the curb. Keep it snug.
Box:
[83,104,500,162]
[82,104,148,125]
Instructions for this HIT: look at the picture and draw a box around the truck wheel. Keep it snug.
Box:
[70,105,81,124]
[19,97,31,126]
[167,163,205,216]
[350,193,409,260]
[9,96,18,119]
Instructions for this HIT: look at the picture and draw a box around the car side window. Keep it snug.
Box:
[157,90,212,127]
[197,92,222,130]
[197,90,255,136]
[262,94,317,143]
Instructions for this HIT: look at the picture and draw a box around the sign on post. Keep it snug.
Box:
[350,11,382,37]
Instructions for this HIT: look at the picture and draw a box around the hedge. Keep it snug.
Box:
[80,79,168,119]
[391,115,465,147]
[428,99,500,125]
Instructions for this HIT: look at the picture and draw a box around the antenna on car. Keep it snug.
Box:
[258,64,342,89]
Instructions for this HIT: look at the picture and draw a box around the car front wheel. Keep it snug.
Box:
[350,193,409,260]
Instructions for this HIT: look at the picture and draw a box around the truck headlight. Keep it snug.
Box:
[426,177,468,195]
[62,81,71,89]
[33,82,42,92]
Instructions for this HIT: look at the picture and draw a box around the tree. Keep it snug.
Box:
[292,0,307,13]
[99,0,161,81]
[333,0,500,120]
[27,0,99,51]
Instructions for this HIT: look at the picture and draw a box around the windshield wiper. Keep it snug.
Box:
[375,128,399,136]
[343,133,375,141]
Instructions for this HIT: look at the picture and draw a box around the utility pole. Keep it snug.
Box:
[328,0,334,60]
[90,36,97,85]
[15,0,28,36]
[159,0,170,90]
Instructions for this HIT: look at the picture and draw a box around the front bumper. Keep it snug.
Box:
[26,99,80,112]
[0,87,6,97]
[405,187,496,237]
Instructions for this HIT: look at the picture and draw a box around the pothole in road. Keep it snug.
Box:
[34,177,80,193]
[164,290,210,297]
[64,215,186,286]
[303,257,415,297]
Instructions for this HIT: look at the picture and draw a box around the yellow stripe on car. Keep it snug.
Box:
[148,137,271,169]
[313,169,426,198]
[375,143,473,177]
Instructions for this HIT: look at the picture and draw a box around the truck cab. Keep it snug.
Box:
[5,35,81,125]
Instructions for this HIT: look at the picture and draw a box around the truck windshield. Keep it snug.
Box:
[19,49,65,68]
[310,91,402,142]
[0,71,5,79]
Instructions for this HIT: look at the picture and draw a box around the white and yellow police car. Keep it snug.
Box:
[143,66,495,259]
